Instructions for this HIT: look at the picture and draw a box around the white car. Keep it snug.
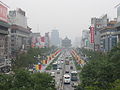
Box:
[51,72,55,77]
[64,74,71,84]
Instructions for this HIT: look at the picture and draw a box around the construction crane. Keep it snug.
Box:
[114,3,120,8]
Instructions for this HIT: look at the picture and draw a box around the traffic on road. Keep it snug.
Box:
[46,49,80,90]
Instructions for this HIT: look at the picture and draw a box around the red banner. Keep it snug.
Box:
[39,65,42,70]
[0,4,8,22]
[90,26,94,43]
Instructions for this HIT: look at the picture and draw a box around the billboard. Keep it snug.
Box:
[90,25,94,43]
[0,3,8,22]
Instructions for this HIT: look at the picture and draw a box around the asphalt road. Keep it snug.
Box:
[46,49,80,90]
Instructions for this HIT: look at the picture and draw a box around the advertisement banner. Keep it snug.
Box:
[0,4,8,22]
[90,26,94,43]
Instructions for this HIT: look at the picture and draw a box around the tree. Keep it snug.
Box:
[31,72,56,90]
[0,69,56,90]
[0,74,13,90]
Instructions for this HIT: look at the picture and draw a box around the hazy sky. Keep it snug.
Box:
[1,0,120,40]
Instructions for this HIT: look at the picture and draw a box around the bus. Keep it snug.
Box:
[52,62,57,70]
[71,71,78,81]
[64,74,71,84]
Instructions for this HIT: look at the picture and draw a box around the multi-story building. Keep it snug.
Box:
[62,37,72,48]
[115,6,120,43]
[100,20,117,52]
[51,29,60,47]
[45,32,50,48]
[0,2,11,72]
[91,14,109,51]
[0,3,10,60]
[81,30,90,48]
[9,8,31,57]
[31,33,41,48]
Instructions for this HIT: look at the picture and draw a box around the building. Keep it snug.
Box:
[81,30,90,48]
[9,8,27,28]
[90,14,109,51]
[115,6,120,43]
[51,29,60,47]
[0,3,10,60]
[100,20,117,52]
[73,37,81,48]
[0,2,11,72]
[31,33,41,48]
[62,37,72,48]
[45,32,50,48]
[117,6,120,22]
[9,8,31,56]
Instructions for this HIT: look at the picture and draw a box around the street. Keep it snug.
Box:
[46,49,80,90]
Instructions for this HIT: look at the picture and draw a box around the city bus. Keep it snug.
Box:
[52,62,58,70]
[71,71,78,81]
[64,74,71,84]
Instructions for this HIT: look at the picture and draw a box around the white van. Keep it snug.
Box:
[64,74,71,84]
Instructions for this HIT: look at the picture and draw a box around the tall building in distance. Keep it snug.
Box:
[51,30,60,47]
[81,30,90,48]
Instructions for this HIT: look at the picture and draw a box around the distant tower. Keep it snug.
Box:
[62,37,72,48]
[51,29,60,46]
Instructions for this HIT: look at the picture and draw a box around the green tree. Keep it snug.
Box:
[12,69,33,90]
[31,72,55,90]
[0,74,13,90]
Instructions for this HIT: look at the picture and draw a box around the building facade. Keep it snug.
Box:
[90,14,109,51]
[81,30,90,48]
[62,37,72,48]
[100,21,117,52]
[45,32,50,48]
[51,30,60,47]
[0,3,10,61]
[115,6,120,43]
[9,8,31,57]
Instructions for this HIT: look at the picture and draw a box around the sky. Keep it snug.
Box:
[1,0,120,41]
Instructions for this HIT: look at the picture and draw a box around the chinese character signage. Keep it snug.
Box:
[90,26,94,43]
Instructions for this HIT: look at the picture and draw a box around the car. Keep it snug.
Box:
[51,72,55,77]
[58,66,62,69]
[57,71,60,74]
[64,74,71,84]
[71,82,78,88]
[70,66,73,69]
[65,71,69,73]
[61,60,64,64]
